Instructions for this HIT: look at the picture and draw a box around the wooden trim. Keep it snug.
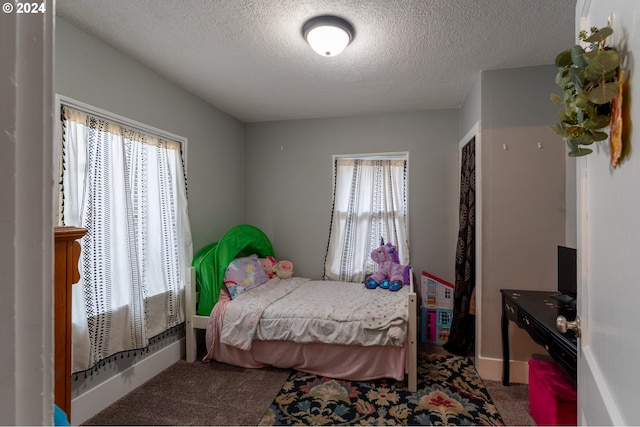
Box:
[407,269,418,392]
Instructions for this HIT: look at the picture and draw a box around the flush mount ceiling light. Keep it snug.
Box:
[302,15,354,57]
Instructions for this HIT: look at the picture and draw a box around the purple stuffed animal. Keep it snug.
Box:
[365,239,410,291]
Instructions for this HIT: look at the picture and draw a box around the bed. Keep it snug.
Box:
[185,224,417,392]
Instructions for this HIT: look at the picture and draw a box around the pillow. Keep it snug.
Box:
[224,254,270,299]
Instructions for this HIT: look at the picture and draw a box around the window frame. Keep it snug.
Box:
[325,151,410,282]
[54,95,188,197]
[330,151,410,217]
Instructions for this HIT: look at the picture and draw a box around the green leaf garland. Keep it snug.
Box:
[550,26,621,157]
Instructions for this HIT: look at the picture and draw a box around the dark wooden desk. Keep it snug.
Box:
[501,289,577,385]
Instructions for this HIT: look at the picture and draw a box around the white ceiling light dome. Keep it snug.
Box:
[302,15,354,57]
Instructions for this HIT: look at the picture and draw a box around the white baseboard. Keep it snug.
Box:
[475,355,529,384]
[70,338,185,425]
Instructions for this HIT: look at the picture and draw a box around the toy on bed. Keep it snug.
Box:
[259,256,277,278]
[272,260,294,279]
[365,238,411,292]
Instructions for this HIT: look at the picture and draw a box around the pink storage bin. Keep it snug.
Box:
[528,359,577,426]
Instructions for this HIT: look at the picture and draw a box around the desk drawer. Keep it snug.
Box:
[518,312,550,346]
[549,339,577,379]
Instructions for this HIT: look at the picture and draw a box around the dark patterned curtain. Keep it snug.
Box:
[443,138,476,356]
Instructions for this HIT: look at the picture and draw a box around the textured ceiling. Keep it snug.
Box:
[56,0,576,123]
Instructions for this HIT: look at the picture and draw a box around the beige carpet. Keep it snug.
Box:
[82,359,291,426]
[82,341,534,426]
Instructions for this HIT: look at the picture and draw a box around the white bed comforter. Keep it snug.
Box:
[219,276,409,350]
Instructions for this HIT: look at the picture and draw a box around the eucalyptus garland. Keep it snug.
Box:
[550,26,621,157]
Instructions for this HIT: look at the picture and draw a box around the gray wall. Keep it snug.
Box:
[460,72,481,137]
[244,110,461,284]
[475,65,568,365]
[55,18,246,253]
[55,18,250,405]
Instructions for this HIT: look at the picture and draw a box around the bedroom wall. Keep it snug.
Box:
[55,19,248,423]
[464,65,569,381]
[243,109,461,286]
[460,72,481,136]
[55,18,246,253]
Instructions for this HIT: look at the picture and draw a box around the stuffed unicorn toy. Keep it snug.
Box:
[365,238,410,292]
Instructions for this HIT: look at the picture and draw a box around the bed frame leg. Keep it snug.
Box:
[407,270,418,392]
[185,267,198,363]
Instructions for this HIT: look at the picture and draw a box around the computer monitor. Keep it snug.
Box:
[557,246,577,299]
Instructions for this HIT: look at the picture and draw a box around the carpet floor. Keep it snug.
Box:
[82,347,534,425]
[82,359,291,426]
[258,353,504,425]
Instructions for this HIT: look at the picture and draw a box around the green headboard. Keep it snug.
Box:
[191,224,275,316]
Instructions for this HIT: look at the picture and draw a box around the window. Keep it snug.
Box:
[59,100,192,373]
[324,153,409,282]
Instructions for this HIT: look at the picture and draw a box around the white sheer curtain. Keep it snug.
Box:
[324,157,409,282]
[60,105,193,373]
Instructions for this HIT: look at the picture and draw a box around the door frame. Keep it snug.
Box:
[457,121,482,363]
[0,4,55,425]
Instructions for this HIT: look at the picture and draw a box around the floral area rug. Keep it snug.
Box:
[258,353,505,426]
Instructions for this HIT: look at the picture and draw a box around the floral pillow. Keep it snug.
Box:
[224,254,270,299]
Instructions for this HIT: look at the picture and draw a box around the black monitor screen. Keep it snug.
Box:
[558,246,577,298]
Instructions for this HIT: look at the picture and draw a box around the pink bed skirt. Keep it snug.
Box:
[203,290,408,381]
